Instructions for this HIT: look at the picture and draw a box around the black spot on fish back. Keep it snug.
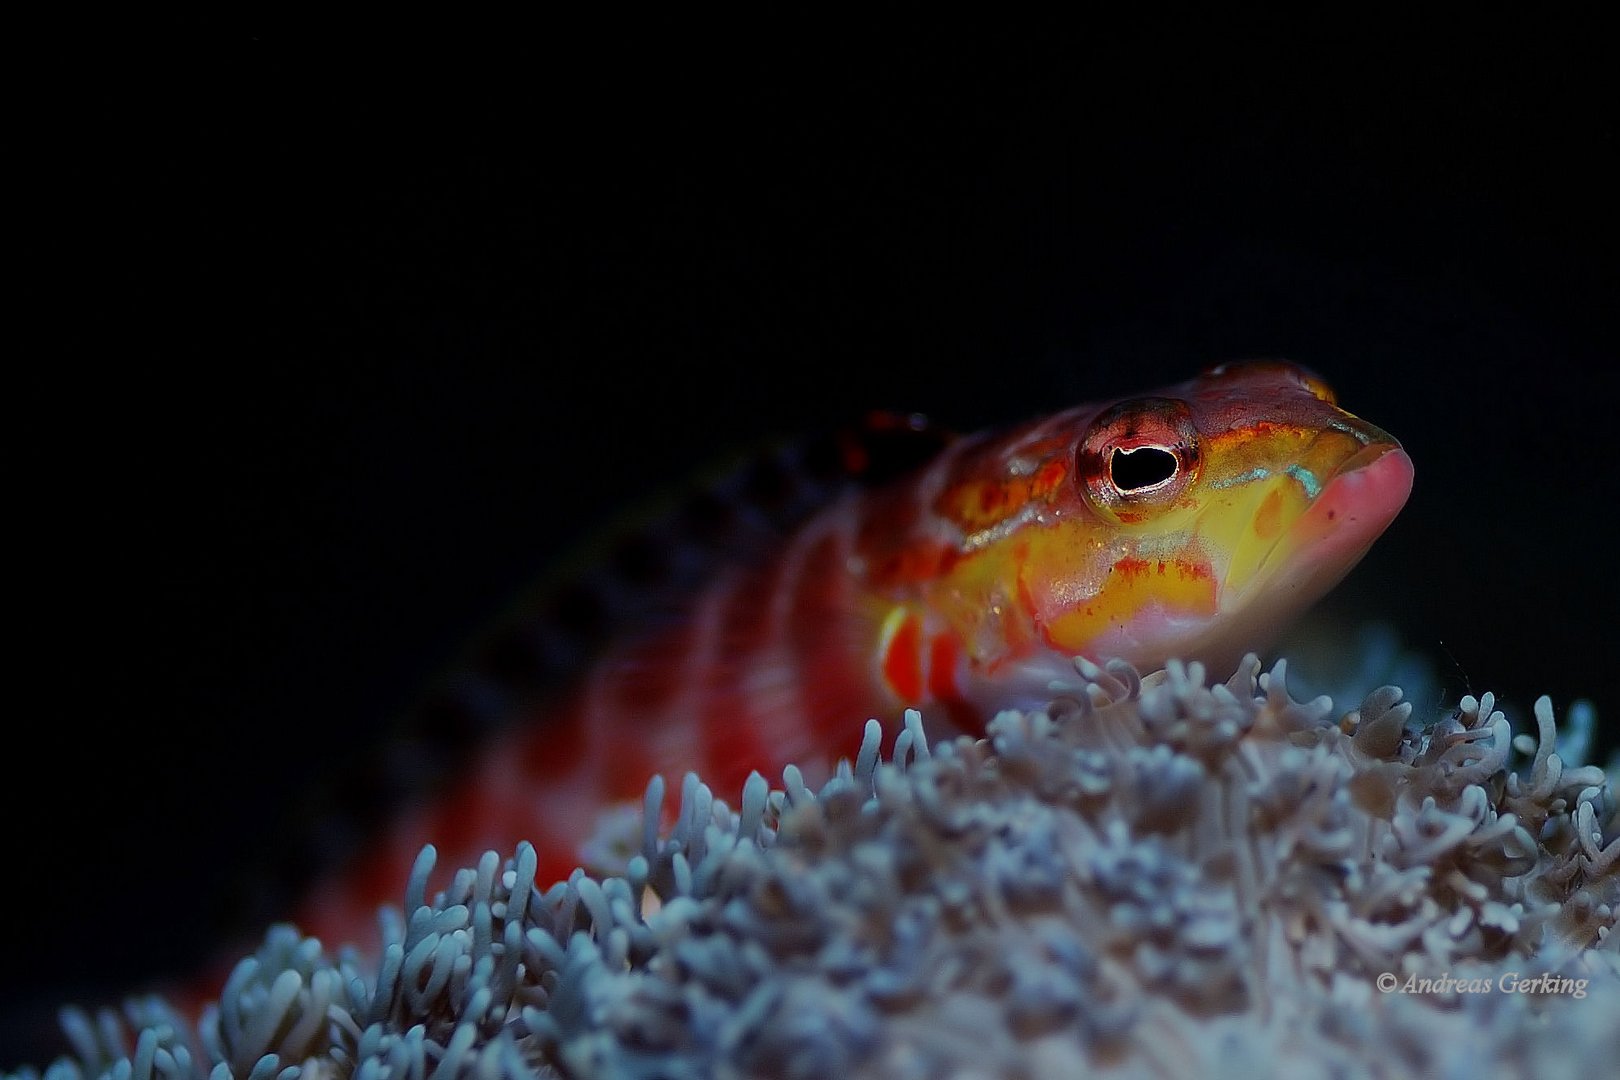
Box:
[832,410,955,486]
[426,410,957,738]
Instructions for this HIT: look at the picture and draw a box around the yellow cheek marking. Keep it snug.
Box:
[1253,488,1283,541]
[1036,554,1218,653]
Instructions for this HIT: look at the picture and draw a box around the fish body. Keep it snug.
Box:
[299,361,1412,946]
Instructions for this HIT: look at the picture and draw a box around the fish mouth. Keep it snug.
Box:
[1245,440,1414,610]
[1292,441,1413,559]
[1334,440,1409,483]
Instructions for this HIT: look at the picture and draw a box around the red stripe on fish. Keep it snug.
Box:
[279,363,1410,962]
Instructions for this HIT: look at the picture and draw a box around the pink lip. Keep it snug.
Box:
[1295,445,1414,564]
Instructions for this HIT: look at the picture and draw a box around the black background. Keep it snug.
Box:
[5,23,1616,1063]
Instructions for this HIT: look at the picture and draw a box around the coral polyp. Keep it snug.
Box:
[7,657,1616,1078]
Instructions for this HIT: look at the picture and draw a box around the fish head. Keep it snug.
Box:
[931,361,1414,683]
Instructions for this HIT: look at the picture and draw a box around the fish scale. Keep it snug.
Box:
[252,362,1412,970]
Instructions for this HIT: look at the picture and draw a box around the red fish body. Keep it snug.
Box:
[298,361,1413,948]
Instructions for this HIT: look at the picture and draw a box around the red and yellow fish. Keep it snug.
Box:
[298,360,1412,946]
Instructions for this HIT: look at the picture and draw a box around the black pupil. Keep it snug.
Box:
[1111,446,1178,491]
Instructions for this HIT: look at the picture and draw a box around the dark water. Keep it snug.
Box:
[5,28,1615,1063]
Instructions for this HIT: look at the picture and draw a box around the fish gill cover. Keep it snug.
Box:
[7,656,1615,1079]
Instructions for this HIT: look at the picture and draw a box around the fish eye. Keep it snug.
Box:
[1111,445,1179,492]
[1077,397,1200,515]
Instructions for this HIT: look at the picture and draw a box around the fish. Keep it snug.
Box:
[292,359,1413,951]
